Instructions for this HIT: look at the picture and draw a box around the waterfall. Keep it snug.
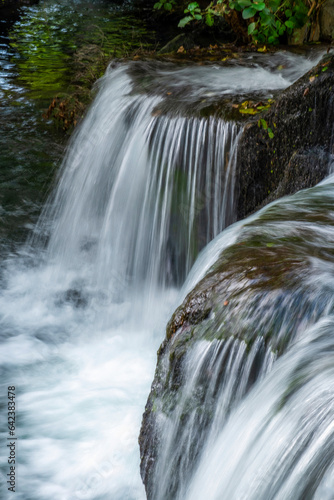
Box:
[186,317,334,500]
[0,50,328,499]
[142,173,334,500]
[0,60,242,500]
[148,337,276,500]
[32,63,240,293]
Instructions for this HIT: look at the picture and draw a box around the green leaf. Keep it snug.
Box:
[260,118,267,129]
[248,21,257,34]
[257,33,266,42]
[266,242,275,247]
[153,2,162,8]
[239,108,258,114]
[268,0,280,10]
[285,8,292,17]
[164,2,172,10]
[285,20,295,28]
[261,7,271,15]
[253,2,266,10]
[242,6,257,18]
[237,0,253,7]
[260,14,273,26]
[206,12,214,26]
[268,34,278,43]
[322,66,329,72]
[188,2,200,11]
[178,15,193,27]
[194,13,202,19]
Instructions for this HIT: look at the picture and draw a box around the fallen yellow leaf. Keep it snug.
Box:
[239,108,258,115]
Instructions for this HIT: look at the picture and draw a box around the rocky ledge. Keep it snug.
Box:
[236,52,334,219]
[139,180,334,498]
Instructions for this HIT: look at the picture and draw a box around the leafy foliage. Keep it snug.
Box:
[154,0,177,11]
[233,0,309,44]
[231,98,274,115]
[178,2,203,26]
[154,0,310,45]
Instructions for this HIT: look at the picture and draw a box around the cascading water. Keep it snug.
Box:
[0,49,327,500]
[33,64,241,292]
[141,173,334,500]
[147,337,277,500]
[0,60,242,500]
[186,317,334,500]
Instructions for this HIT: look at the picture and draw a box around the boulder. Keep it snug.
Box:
[139,177,334,498]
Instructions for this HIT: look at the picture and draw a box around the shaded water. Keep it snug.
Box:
[0,15,330,500]
[0,0,152,254]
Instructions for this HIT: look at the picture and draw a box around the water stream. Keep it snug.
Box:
[146,172,334,499]
[186,314,334,500]
[0,8,330,498]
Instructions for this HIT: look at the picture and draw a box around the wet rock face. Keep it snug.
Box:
[139,183,334,498]
[236,54,334,220]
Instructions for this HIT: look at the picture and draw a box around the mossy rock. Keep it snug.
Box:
[158,33,196,54]
[139,174,334,498]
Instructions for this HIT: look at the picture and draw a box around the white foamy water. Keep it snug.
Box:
[0,257,177,500]
[0,51,327,499]
[148,174,334,500]
[147,49,325,99]
[185,317,334,500]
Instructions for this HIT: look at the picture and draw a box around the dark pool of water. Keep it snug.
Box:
[0,0,153,256]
